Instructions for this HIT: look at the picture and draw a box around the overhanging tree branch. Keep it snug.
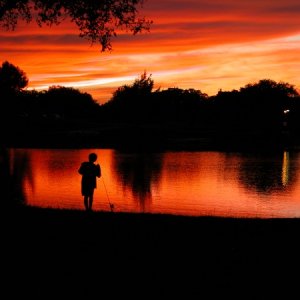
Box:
[0,0,152,51]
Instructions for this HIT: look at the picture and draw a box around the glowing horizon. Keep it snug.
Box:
[1,0,300,104]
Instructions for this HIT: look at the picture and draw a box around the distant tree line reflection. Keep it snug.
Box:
[2,148,299,208]
[112,150,163,211]
[0,148,33,207]
[237,151,298,194]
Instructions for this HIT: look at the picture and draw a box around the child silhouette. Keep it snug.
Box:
[78,152,101,211]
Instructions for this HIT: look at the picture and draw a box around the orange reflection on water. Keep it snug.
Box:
[281,151,290,187]
[157,152,256,217]
[10,148,300,218]
[24,149,123,211]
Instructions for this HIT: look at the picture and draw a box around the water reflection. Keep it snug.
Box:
[0,147,10,205]
[0,147,33,207]
[282,151,290,187]
[112,150,163,212]
[5,148,300,217]
[238,151,298,194]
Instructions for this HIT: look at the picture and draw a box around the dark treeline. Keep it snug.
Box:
[1,62,300,149]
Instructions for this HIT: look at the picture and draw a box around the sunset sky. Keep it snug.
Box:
[1,0,300,104]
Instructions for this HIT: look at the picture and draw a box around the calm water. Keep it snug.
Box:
[3,148,300,218]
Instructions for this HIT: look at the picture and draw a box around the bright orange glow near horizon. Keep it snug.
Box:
[1,0,300,104]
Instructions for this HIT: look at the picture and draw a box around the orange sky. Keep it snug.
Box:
[1,0,300,104]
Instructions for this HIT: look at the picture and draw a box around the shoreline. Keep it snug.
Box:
[2,123,299,151]
[5,206,300,297]
[3,134,298,152]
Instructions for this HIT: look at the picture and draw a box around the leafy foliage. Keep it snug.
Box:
[0,60,28,93]
[0,0,152,51]
[40,85,99,117]
[213,79,300,130]
[239,79,299,99]
[102,73,211,122]
[111,71,154,102]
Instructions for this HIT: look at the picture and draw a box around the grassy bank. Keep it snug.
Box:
[4,206,300,298]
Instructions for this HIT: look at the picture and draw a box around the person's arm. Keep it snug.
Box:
[78,163,84,175]
[78,162,87,175]
[96,164,101,177]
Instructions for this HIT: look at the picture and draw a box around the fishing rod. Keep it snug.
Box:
[102,177,114,212]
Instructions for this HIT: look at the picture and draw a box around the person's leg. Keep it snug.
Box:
[88,194,94,211]
[84,196,89,210]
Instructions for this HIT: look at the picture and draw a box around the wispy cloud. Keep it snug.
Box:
[1,0,300,103]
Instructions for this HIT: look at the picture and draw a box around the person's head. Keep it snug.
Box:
[88,152,97,163]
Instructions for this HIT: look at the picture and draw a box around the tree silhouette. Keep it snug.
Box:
[0,60,28,94]
[101,71,154,121]
[152,87,208,121]
[102,74,211,124]
[0,0,152,51]
[240,79,299,99]
[111,71,154,102]
[238,79,299,130]
[212,79,300,133]
[39,85,100,118]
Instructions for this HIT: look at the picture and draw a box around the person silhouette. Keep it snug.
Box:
[78,152,101,211]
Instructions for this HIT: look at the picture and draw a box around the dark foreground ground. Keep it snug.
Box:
[4,206,300,298]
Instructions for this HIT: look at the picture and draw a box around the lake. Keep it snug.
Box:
[3,147,300,218]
